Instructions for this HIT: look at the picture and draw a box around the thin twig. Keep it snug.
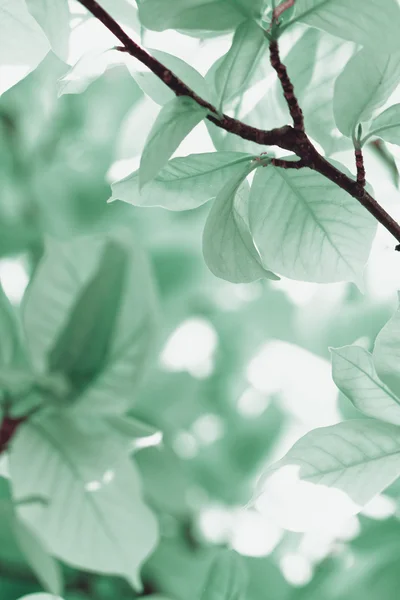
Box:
[271,158,306,169]
[269,40,304,131]
[354,148,366,187]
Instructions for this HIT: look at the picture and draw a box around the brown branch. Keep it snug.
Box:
[76,0,400,248]
[269,40,304,131]
[354,148,366,187]
[0,415,26,454]
[271,158,306,169]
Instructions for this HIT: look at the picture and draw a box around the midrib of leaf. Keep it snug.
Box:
[333,350,400,406]
[32,422,130,569]
[276,169,356,274]
[158,154,254,183]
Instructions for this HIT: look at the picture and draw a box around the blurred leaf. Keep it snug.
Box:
[140,96,208,186]
[16,595,64,600]
[249,160,376,284]
[200,549,247,600]
[333,49,400,138]
[110,152,255,210]
[331,345,400,425]
[47,239,128,398]
[26,0,70,62]
[292,0,400,52]
[9,414,158,590]
[0,0,50,96]
[373,300,400,399]
[22,230,158,415]
[106,414,162,452]
[203,166,279,283]
[13,517,63,596]
[264,419,400,506]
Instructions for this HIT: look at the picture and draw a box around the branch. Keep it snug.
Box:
[269,40,304,131]
[75,0,400,248]
[354,147,366,187]
[271,158,306,169]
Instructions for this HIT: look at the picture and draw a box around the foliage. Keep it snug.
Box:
[2,1,400,600]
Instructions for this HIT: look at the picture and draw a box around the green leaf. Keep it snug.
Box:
[9,414,158,590]
[128,48,213,106]
[365,104,400,146]
[373,301,400,399]
[248,160,377,284]
[138,0,263,33]
[201,549,247,600]
[331,345,400,425]
[106,414,162,452]
[13,516,63,596]
[47,239,128,398]
[110,152,255,210]
[212,20,267,111]
[22,230,158,416]
[25,0,70,62]
[333,49,400,138]
[0,0,50,96]
[0,281,27,369]
[203,165,280,283]
[140,96,209,187]
[16,596,64,600]
[290,0,400,52]
[265,419,400,506]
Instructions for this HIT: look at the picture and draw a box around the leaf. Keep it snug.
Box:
[366,104,400,146]
[331,345,400,425]
[265,419,400,506]
[58,50,113,96]
[212,20,267,111]
[22,230,158,416]
[140,96,209,186]
[202,165,279,283]
[106,415,162,452]
[110,152,255,210]
[138,0,263,33]
[9,414,158,590]
[13,516,63,596]
[373,301,400,399]
[0,281,27,369]
[127,48,213,106]
[47,239,128,398]
[16,595,64,600]
[0,0,50,96]
[291,0,400,52]
[201,549,247,600]
[248,160,377,284]
[333,49,400,138]
[25,0,70,62]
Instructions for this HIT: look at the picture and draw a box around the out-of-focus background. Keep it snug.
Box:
[2,2,400,599]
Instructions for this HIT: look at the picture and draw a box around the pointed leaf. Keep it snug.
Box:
[26,0,70,62]
[331,345,400,425]
[292,0,400,52]
[140,96,208,186]
[249,161,376,283]
[110,152,255,210]
[265,419,400,506]
[22,230,158,416]
[0,0,50,96]
[213,20,267,111]
[9,414,158,590]
[333,49,400,138]
[203,166,279,283]
[367,104,400,145]
[373,302,400,398]
[13,517,63,596]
